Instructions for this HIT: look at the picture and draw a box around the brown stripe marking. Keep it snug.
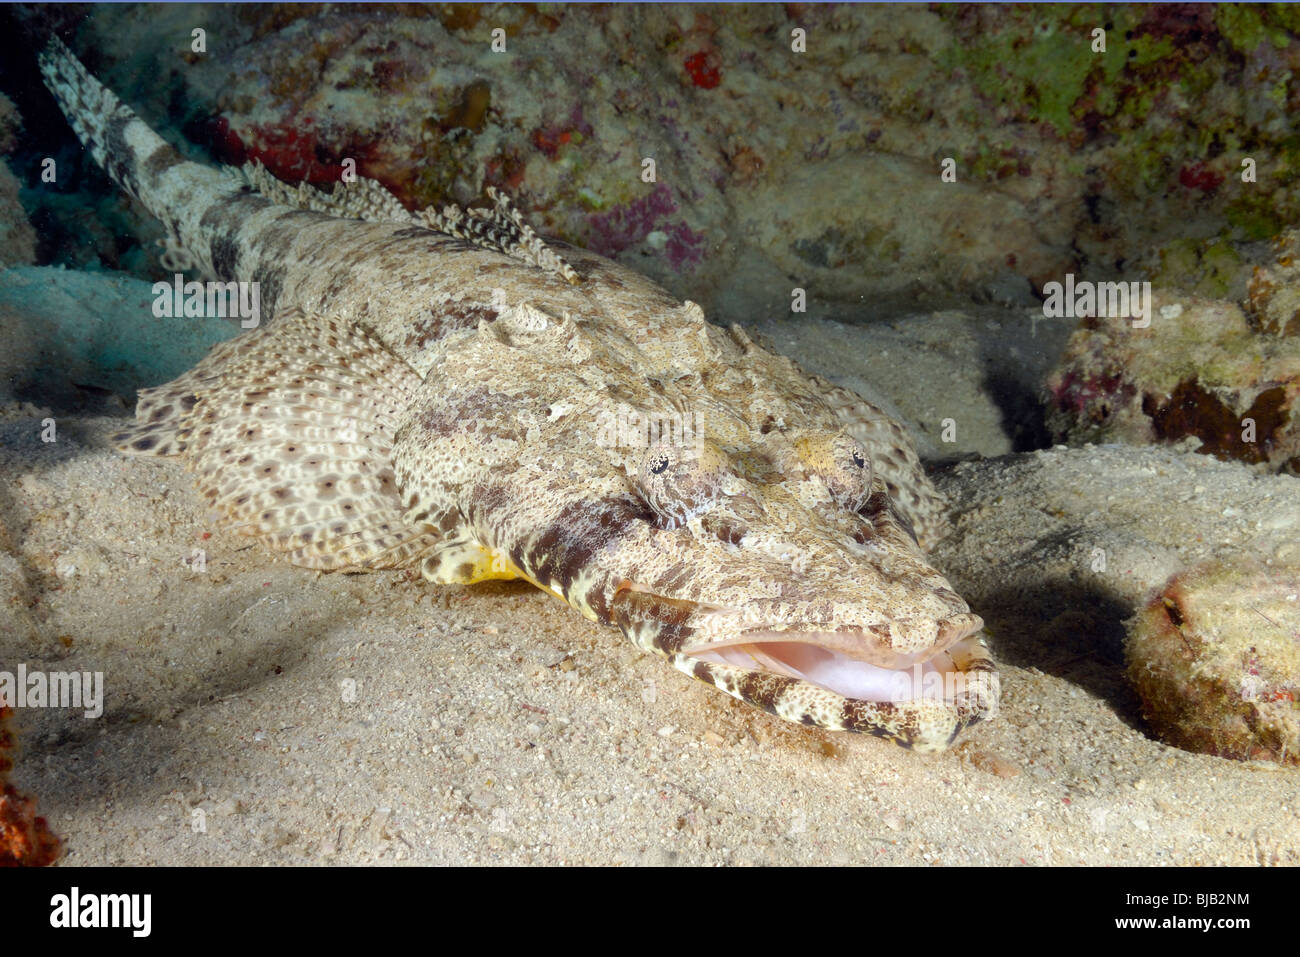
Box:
[140,142,184,184]
[737,672,797,714]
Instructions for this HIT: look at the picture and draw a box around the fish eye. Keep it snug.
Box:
[636,442,724,528]
[795,431,872,512]
[833,436,873,511]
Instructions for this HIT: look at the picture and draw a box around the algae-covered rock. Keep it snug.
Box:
[1127,560,1300,765]
[1152,237,1252,303]
[1045,289,1300,472]
[32,3,1300,316]
[1245,228,1300,338]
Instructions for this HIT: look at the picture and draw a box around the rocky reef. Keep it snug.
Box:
[1045,292,1300,472]
[0,93,35,267]
[7,3,1300,321]
[1045,237,1300,472]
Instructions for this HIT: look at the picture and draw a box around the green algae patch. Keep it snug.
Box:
[936,6,1173,138]
[1152,238,1248,301]
[1216,5,1296,54]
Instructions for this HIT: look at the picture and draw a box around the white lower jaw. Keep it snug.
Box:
[692,640,966,704]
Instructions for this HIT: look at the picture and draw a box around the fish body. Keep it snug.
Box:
[40,37,997,750]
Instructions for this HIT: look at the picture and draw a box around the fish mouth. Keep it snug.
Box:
[611,581,985,706]
[680,619,984,704]
[610,583,998,745]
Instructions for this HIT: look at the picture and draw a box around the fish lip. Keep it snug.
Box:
[679,612,985,670]
[684,633,993,706]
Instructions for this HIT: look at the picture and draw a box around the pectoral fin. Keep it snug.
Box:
[113,307,441,570]
[420,530,522,585]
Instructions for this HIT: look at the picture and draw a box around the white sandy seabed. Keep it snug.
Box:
[1,269,1298,866]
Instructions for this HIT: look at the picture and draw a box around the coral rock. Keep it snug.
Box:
[1127,560,1300,765]
[0,93,35,267]
[0,707,61,866]
[1245,228,1300,338]
[1046,290,1300,472]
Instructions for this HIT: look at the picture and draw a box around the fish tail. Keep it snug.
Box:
[38,36,236,274]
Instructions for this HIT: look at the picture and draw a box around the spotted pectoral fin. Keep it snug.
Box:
[111,335,244,458]
[114,308,441,571]
[420,529,522,585]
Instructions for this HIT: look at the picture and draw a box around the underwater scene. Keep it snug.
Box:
[0,2,1296,874]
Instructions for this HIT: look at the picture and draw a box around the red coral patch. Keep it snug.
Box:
[684,51,721,89]
[1179,161,1223,193]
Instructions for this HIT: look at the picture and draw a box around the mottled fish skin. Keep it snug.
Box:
[40,37,998,751]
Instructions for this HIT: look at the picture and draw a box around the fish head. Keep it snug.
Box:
[395,311,998,750]
[605,427,997,751]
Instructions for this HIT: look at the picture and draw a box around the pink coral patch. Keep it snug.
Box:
[212,115,375,185]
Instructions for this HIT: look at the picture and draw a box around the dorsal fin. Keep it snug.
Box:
[237,160,580,285]
[235,161,414,224]
[419,187,581,285]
